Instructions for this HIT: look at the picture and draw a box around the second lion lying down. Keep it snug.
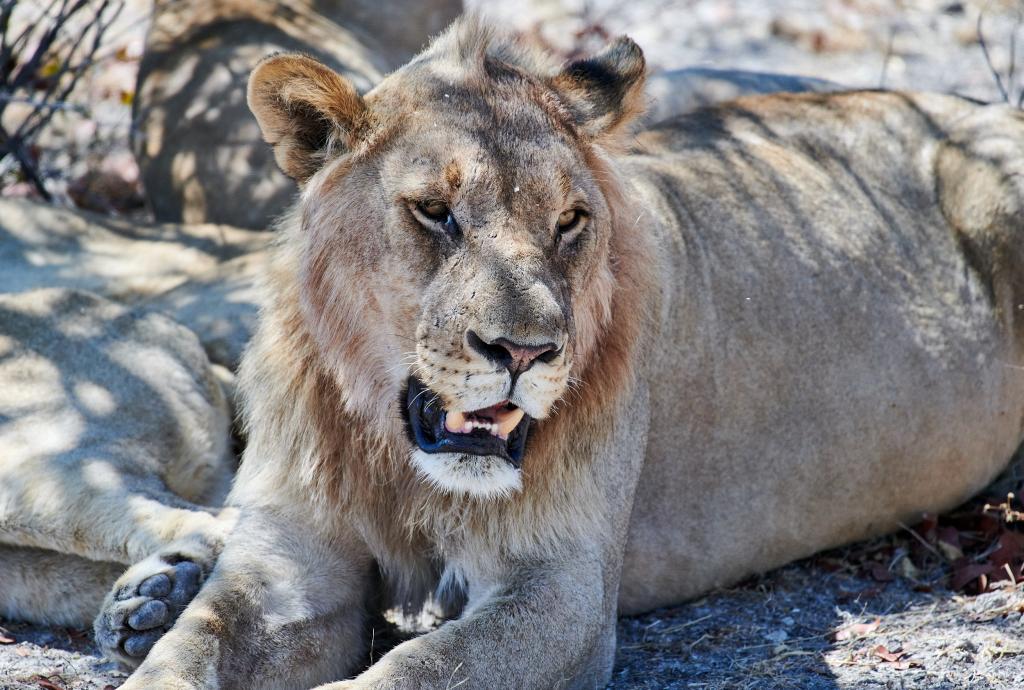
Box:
[92,18,1024,690]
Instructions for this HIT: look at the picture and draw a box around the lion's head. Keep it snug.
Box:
[247,20,647,498]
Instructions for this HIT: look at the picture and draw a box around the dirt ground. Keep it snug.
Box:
[6,537,1024,689]
[612,559,1024,689]
[4,1,1024,689]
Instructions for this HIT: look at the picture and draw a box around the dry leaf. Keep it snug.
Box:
[896,556,921,580]
[869,562,895,582]
[34,678,65,690]
[937,540,964,561]
[872,645,918,670]
[39,59,61,78]
[834,618,880,641]
[873,645,904,663]
[952,561,994,592]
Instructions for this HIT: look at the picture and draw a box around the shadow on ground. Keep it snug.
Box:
[612,554,1024,689]
[4,537,1024,690]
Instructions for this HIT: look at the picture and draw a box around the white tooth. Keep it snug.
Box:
[445,410,467,434]
[496,408,526,437]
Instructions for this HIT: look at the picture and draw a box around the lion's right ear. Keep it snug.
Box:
[247,54,367,183]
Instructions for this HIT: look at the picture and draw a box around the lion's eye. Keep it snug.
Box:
[556,208,584,233]
[418,200,450,223]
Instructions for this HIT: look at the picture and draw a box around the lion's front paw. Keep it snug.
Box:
[94,553,205,666]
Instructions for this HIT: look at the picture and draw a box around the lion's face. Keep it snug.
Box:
[248,23,645,497]
[375,104,615,496]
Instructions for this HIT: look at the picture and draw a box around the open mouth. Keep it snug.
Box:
[404,377,532,467]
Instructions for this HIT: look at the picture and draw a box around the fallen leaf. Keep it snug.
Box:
[952,561,994,591]
[873,645,906,663]
[15,646,30,656]
[39,59,61,78]
[869,562,895,582]
[897,556,921,580]
[937,526,964,561]
[34,678,65,690]
[990,532,1024,572]
[835,618,880,641]
[884,660,914,670]
[0,632,14,644]
[915,513,938,541]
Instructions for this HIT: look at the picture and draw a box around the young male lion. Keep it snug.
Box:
[94,17,1024,689]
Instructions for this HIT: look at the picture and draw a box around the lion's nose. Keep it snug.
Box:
[466,330,559,378]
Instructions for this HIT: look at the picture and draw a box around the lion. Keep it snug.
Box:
[0,288,237,628]
[7,15,1024,689]
[135,0,462,228]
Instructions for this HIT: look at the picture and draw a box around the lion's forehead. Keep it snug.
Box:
[375,117,589,223]
[371,60,579,152]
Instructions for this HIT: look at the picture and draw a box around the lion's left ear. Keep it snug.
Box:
[550,37,646,142]
[247,53,368,183]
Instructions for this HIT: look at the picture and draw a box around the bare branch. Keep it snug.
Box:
[0,0,125,198]
[977,6,1010,103]
[879,26,897,89]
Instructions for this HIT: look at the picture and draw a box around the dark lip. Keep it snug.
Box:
[403,377,532,468]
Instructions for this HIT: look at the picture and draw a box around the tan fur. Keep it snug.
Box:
[105,19,1024,690]
[0,289,236,627]
[134,0,461,228]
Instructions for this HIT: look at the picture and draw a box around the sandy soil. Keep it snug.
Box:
[6,546,1024,689]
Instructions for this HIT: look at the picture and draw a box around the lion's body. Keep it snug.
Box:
[135,0,461,228]
[3,18,1024,690]
[622,92,1024,611]
[0,289,236,625]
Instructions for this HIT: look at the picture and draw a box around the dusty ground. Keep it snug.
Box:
[4,1,1024,689]
[6,539,1024,689]
[612,559,1024,689]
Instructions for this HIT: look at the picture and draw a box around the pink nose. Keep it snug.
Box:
[466,330,559,377]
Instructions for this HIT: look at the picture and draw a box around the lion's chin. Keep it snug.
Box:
[409,449,523,499]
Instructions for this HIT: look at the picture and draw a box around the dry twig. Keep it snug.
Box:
[0,0,124,199]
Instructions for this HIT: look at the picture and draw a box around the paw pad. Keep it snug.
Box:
[127,599,168,630]
[95,557,206,663]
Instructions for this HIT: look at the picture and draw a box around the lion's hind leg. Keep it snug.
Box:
[935,102,1024,349]
[0,545,123,628]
